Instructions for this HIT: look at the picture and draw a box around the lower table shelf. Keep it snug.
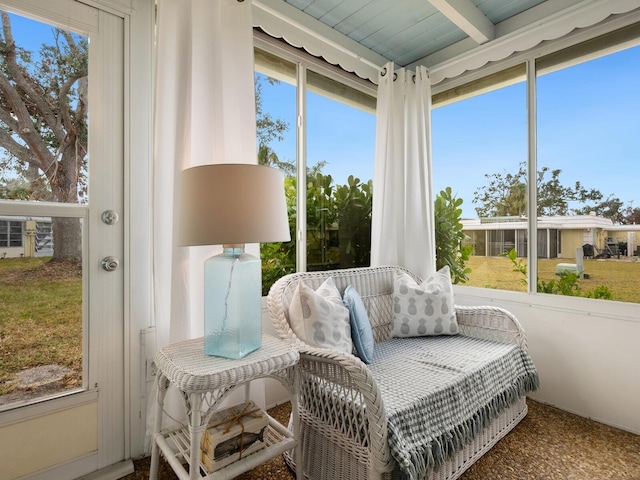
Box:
[154,414,296,480]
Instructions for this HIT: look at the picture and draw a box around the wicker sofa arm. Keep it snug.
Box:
[295,345,394,475]
[455,305,528,350]
[266,288,300,346]
[267,272,395,476]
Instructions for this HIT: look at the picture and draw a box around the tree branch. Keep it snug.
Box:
[0,12,60,137]
[0,14,60,169]
[0,126,41,169]
[57,30,87,137]
[0,102,19,131]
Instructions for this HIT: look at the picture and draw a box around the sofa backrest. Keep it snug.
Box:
[267,265,421,345]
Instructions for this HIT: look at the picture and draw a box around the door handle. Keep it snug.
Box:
[101,256,120,271]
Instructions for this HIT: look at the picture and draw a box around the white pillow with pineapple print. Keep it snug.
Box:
[288,277,353,354]
[392,266,459,337]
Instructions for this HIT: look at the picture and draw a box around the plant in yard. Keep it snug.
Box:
[305,172,337,267]
[503,248,528,285]
[584,285,614,300]
[538,274,582,296]
[434,187,472,284]
[261,177,297,295]
[262,181,473,291]
[333,176,372,268]
[502,248,613,299]
[261,173,374,293]
[261,241,295,296]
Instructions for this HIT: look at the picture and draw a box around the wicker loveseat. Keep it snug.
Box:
[267,265,538,480]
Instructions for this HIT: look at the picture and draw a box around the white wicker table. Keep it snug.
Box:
[149,334,301,480]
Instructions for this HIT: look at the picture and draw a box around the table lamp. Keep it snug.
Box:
[179,164,290,358]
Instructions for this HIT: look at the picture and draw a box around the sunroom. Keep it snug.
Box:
[0,0,639,479]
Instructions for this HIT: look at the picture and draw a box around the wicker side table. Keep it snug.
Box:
[149,334,300,480]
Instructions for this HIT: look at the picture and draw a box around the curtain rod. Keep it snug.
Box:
[381,66,429,82]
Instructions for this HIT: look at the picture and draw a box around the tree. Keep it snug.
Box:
[254,74,296,177]
[0,12,87,260]
[257,142,295,176]
[620,204,640,225]
[255,75,288,149]
[572,194,624,222]
[473,161,622,220]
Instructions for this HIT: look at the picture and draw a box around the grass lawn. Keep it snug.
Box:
[465,255,640,303]
[0,257,82,397]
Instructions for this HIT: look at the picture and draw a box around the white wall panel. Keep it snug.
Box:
[454,286,640,434]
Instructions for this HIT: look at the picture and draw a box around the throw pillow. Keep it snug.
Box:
[392,266,459,337]
[288,277,352,353]
[343,285,374,364]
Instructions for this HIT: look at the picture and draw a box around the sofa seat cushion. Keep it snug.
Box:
[368,335,539,479]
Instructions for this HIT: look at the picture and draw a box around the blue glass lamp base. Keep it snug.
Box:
[203,245,262,359]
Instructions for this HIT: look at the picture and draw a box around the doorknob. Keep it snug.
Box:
[101,256,120,271]
[101,210,119,225]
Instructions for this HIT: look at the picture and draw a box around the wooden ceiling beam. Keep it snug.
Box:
[428,0,495,44]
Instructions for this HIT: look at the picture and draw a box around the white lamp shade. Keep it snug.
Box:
[178,164,291,246]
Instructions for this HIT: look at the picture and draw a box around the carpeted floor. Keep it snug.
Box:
[127,399,640,480]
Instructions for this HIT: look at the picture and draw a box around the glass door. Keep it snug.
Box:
[0,0,125,477]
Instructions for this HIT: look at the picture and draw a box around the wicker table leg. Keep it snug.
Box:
[150,374,170,480]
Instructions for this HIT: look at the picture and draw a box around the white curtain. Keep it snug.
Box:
[370,62,435,281]
[148,0,261,450]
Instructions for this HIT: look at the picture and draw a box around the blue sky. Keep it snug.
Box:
[261,43,640,219]
[6,13,52,56]
[433,44,640,218]
[257,76,376,186]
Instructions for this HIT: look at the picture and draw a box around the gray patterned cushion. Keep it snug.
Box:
[392,266,459,337]
[288,277,352,353]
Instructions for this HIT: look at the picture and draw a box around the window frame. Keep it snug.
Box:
[432,21,640,300]
[254,30,377,274]
[0,220,23,248]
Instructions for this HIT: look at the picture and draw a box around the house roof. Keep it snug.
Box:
[253,0,640,84]
[461,214,640,231]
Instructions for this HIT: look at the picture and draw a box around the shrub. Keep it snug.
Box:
[435,187,472,284]
[502,248,613,299]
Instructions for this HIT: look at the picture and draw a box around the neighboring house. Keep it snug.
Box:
[0,216,53,259]
[462,213,640,259]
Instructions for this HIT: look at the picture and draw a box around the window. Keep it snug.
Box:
[432,70,528,293]
[305,70,375,272]
[433,22,640,304]
[536,32,640,303]
[0,11,88,407]
[36,221,54,255]
[0,221,22,248]
[254,49,297,294]
[254,38,376,293]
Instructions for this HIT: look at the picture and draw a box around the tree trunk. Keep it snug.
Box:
[48,142,82,260]
[51,217,82,261]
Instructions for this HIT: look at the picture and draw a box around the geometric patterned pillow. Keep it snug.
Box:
[391,266,459,337]
[288,277,353,354]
